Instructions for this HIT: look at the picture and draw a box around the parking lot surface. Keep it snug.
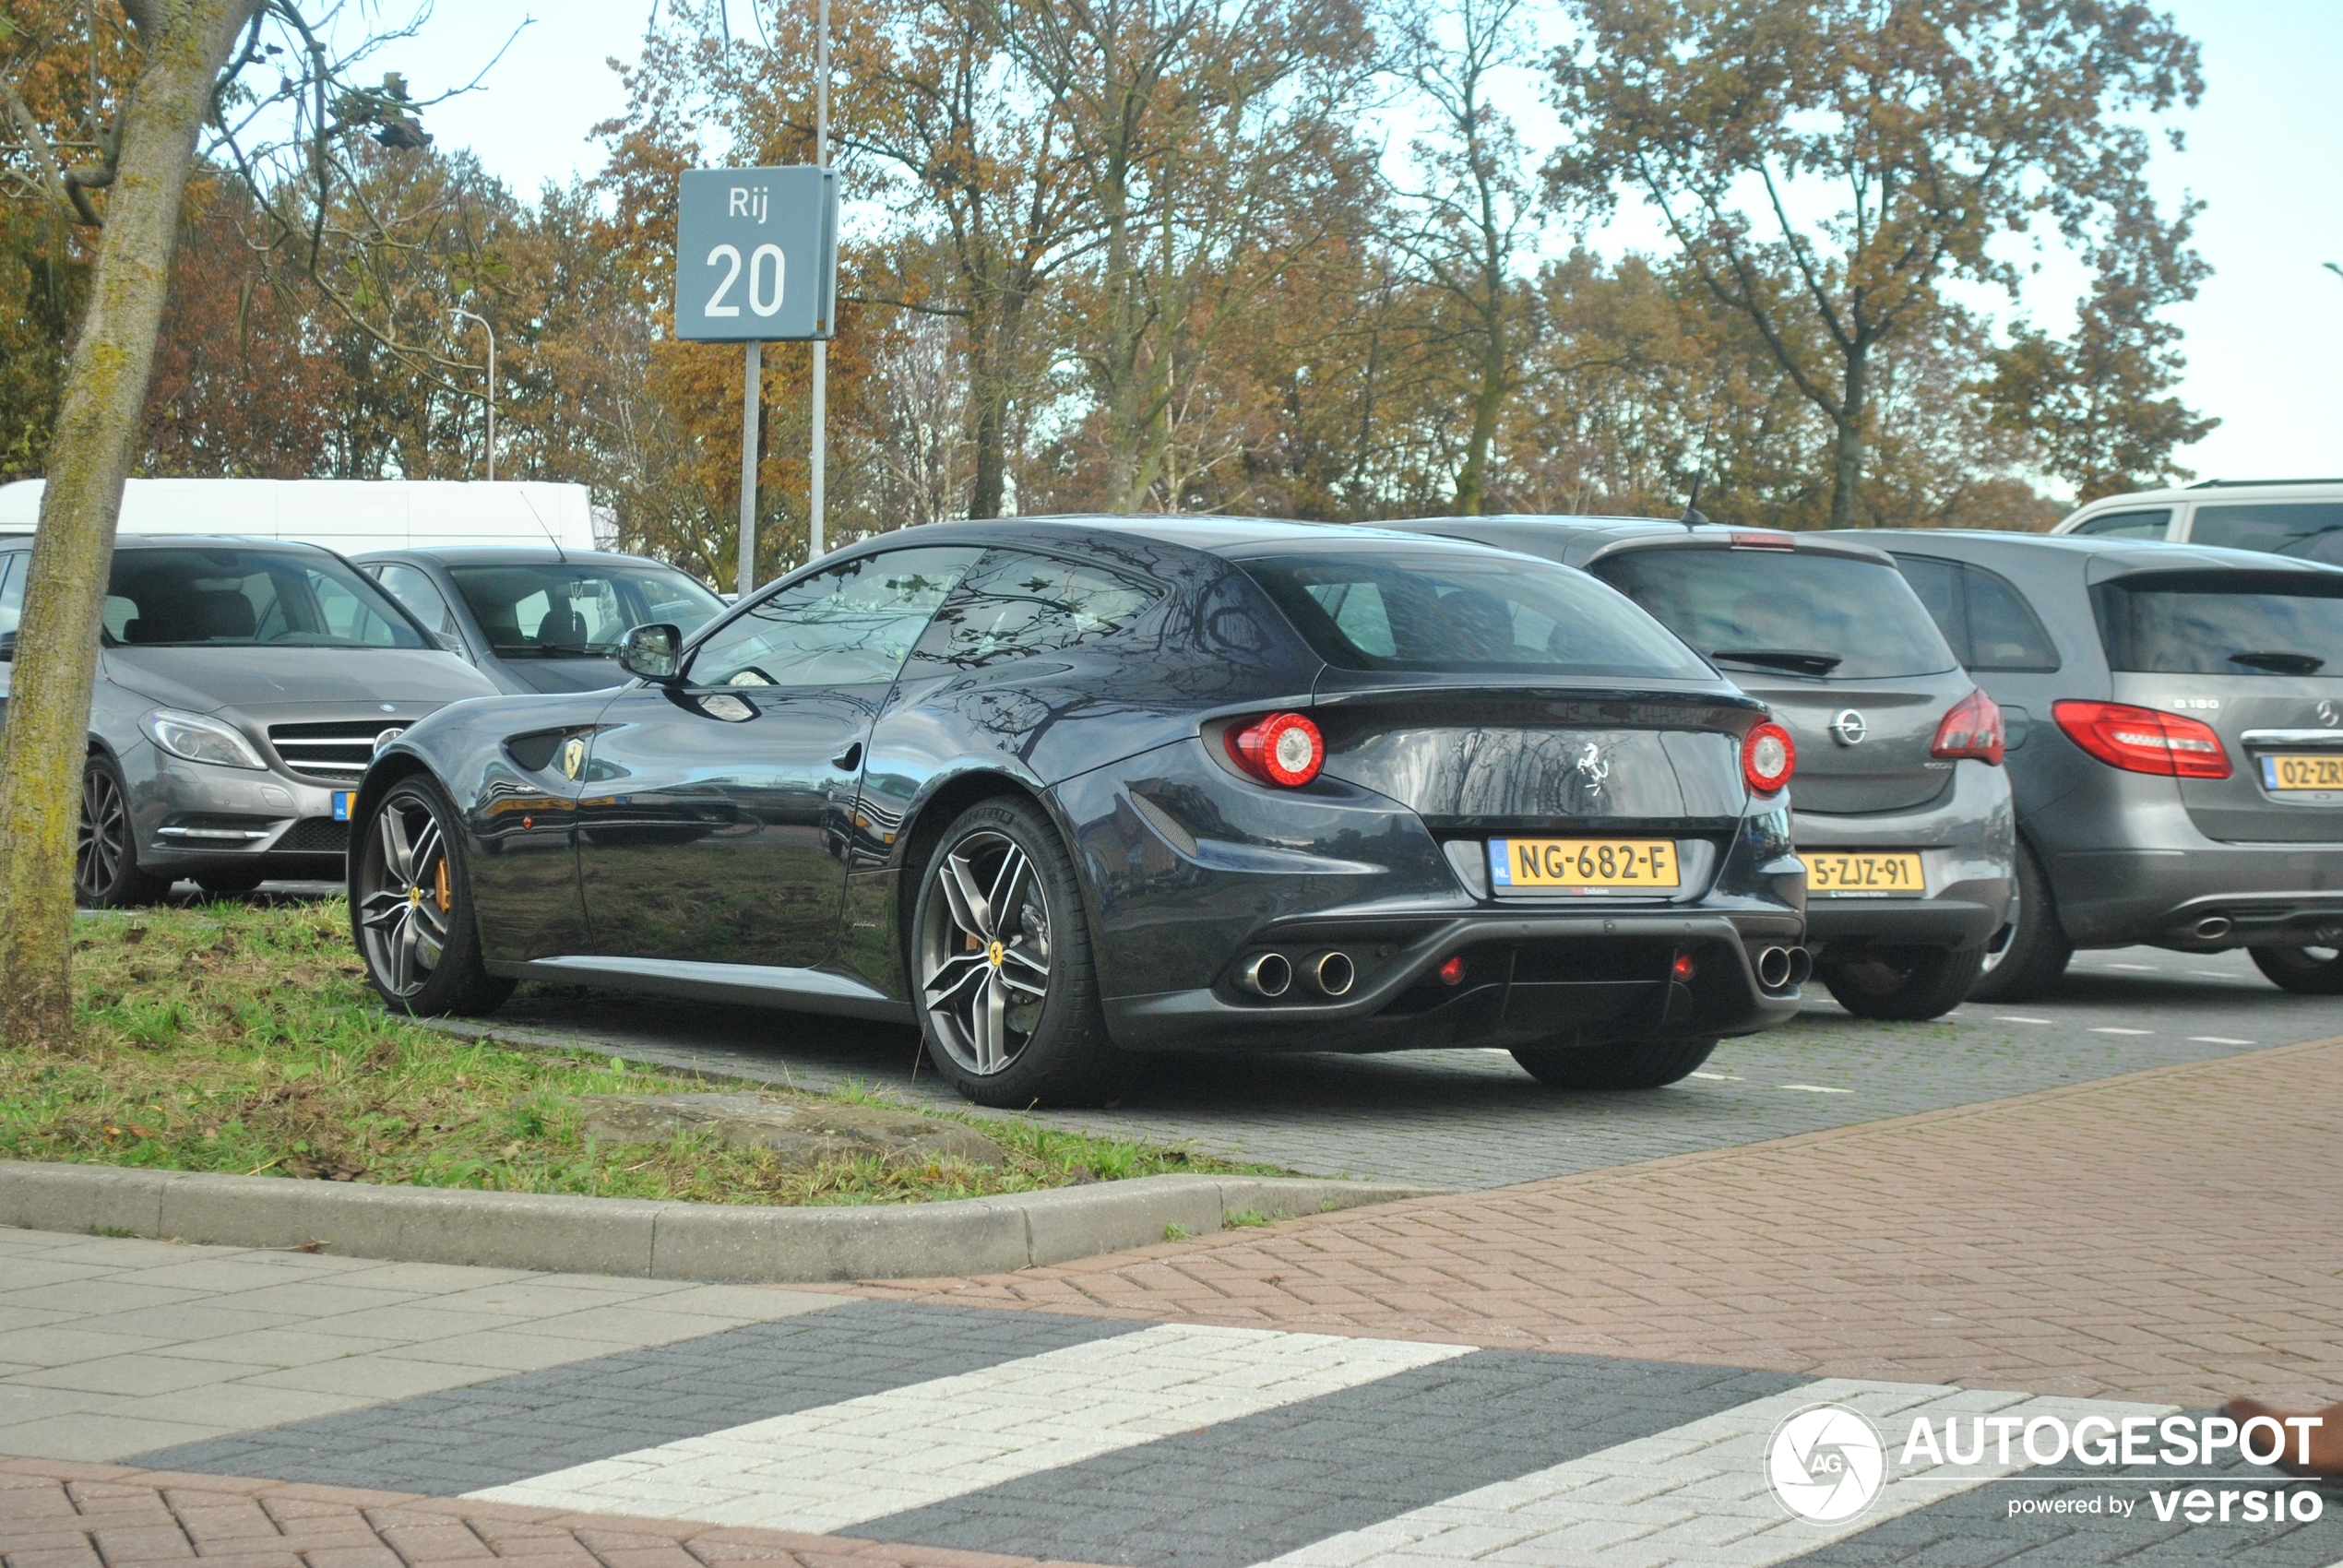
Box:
[460,944,2343,1189]
[18,916,2342,1565]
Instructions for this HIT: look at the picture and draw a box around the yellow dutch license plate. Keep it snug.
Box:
[2260,754,2343,791]
[1489,837,1679,893]
[1807,851,1925,895]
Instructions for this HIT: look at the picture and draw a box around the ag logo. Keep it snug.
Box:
[1766,1403,1885,1523]
[1828,709,1868,746]
[2320,699,2338,728]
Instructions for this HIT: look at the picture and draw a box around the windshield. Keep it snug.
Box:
[1593,547,1957,680]
[446,563,725,659]
[1239,548,1708,679]
[2094,571,2343,676]
[104,548,426,649]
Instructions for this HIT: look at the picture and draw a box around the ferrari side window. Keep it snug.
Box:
[910,551,1161,671]
[688,546,981,689]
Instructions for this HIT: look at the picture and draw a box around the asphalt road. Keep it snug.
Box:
[435,942,2343,1190]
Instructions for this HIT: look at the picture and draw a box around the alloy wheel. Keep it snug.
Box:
[917,830,1053,1076]
[357,793,452,999]
[75,765,130,902]
[1978,879,2020,975]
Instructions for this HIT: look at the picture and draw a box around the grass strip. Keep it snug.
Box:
[2,897,1269,1205]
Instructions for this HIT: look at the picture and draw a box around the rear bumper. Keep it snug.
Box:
[1102,907,1804,1053]
[1795,759,2015,953]
[1803,897,2004,949]
[2049,845,2343,949]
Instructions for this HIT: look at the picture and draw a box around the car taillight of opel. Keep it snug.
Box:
[1931,689,2006,766]
[2052,700,2230,779]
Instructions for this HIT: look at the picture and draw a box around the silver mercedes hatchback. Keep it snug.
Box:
[0,535,497,903]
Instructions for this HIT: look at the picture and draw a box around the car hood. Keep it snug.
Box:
[103,646,499,716]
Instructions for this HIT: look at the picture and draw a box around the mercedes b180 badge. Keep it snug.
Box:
[1828,709,1868,746]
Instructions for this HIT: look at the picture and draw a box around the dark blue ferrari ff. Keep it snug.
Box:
[349,518,1808,1105]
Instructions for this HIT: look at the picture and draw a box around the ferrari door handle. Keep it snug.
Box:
[831,742,863,771]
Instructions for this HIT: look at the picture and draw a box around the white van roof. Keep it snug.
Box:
[0,479,601,553]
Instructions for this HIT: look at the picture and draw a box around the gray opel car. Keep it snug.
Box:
[1406,517,2015,1019]
[1843,530,2343,997]
[0,535,496,903]
[352,546,727,695]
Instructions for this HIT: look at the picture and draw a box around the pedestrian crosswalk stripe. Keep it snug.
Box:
[1255,1379,2173,1567]
[464,1321,1476,1533]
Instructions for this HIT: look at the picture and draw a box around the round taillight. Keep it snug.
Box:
[1228,711,1326,787]
[1742,720,1795,795]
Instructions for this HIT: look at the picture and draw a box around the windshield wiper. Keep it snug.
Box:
[2229,650,2326,675]
[1711,647,1844,675]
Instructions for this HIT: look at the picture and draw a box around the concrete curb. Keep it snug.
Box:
[0,1161,1434,1283]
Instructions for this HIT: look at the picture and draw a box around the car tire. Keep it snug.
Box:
[1964,839,2070,1003]
[76,754,172,909]
[1816,944,1987,1022]
[1510,1035,1718,1090]
[910,795,1128,1108]
[351,775,514,1016]
[2248,944,2343,994]
[195,869,267,896]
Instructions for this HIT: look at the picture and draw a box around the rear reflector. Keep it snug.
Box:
[1671,951,1696,982]
[1742,720,1796,794]
[2052,700,2230,779]
[1931,689,2006,766]
[1436,954,1466,986]
[1226,711,1326,787]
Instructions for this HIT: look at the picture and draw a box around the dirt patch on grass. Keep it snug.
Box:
[2,898,1264,1205]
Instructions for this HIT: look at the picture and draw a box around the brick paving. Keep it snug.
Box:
[0,1458,1116,1568]
[853,1033,2343,1411]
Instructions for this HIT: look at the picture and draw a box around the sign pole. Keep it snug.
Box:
[809,0,829,561]
[738,339,762,594]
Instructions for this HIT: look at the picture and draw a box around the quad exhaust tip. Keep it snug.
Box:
[1306,951,1355,997]
[1239,952,1292,998]
[1756,945,1811,991]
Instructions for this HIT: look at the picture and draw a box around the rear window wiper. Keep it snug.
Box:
[2229,650,2326,675]
[1710,647,1845,675]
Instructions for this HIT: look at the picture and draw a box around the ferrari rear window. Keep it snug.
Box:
[1238,549,1707,678]
[2094,571,2343,676]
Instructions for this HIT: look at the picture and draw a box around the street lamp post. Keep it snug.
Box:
[453,308,497,482]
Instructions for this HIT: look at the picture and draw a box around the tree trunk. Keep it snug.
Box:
[0,0,259,1049]
[1826,342,1871,529]
[1452,298,1508,516]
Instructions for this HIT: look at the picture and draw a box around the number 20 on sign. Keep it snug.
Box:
[672,166,838,344]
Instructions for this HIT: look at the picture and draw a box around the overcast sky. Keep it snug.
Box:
[371,0,2343,499]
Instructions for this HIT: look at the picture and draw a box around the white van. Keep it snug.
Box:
[2052,479,2343,564]
[0,478,609,555]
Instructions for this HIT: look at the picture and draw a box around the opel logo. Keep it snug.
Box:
[2320,699,2338,728]
[1828,709,1868,746]
[373,726,407,753]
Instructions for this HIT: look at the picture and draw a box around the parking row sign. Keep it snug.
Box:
[673,166,838,342]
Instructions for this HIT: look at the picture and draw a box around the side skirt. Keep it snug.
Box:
[485,955,916,1024]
